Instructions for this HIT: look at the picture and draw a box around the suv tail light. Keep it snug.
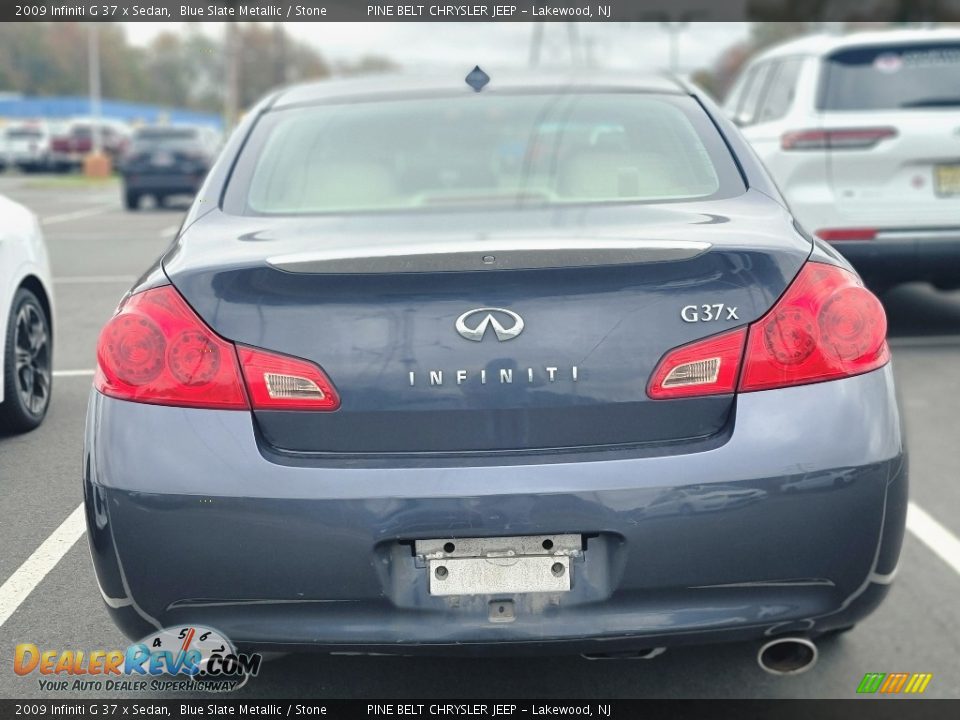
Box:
[781,127,896,151]
[815,228,877,242]
[648,263,889,399]
[95,285,339,411]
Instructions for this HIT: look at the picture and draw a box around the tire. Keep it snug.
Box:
[124,190,140,211]
[0,288,53,434]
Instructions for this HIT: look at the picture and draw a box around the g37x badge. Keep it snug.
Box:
[681,303,739,323]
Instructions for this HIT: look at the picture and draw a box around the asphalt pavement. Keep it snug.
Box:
[0,173,958,699]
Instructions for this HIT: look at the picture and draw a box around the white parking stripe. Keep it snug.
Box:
[54,275,136,285]
[889,336,960,348]
[52,369,95,378]
[40,205,115,226]
[907,502,960,576]
[0,505,86,629]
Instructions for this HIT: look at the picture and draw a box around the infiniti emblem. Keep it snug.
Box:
[455,307,524,342]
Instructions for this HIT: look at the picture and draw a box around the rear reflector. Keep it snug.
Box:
[96,285,340,411]
[648,263,889,399]
[815,228,877,242]
[781,127,896,151]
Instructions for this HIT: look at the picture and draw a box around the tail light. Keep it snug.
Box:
[781,127,896,151]
[95,285,340,411]
[815,228,877,242]
[237,347,339,411]
[648,329,746,399]
[648,263,889,399]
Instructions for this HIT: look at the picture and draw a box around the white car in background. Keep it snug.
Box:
[724,28,960,291]
[3,121,54,172]
[0,194,54,433]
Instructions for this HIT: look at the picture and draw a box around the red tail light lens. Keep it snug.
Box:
[781,127,896,151]
[95,286,248,409]
[739,264,889,392]
[96,285,341,411]
[238,347,340,411]
[648,263,889,399]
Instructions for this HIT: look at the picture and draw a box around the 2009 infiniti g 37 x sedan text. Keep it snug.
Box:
[84,71,907,671]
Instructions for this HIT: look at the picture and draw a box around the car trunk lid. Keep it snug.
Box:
[164,193,809,454]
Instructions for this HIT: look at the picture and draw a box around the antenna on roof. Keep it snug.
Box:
[465,66,490,92]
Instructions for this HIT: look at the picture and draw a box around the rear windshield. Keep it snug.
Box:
[5,128,43,139]
[225,92,744,215]
[819,42,960,110]
[132,128,200,152]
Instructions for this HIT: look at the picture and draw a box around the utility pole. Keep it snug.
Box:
[88,23,102,155]
[660,21,689,74]
[529,23,544,68]
[84,22,110,178]
[224,22,239,130]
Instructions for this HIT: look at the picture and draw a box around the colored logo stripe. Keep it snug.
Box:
[904,673,933,694]
[857,672,932,694]
[857,673,885,693]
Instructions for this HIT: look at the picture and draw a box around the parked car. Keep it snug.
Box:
[3,121,54,172]
[120,125,220,210]
[724,28,960,291]
[50,118,129,171]
[85,72,906,673]
[0,193,54,433]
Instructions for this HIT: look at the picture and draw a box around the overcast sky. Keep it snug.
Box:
[122,22,750,74]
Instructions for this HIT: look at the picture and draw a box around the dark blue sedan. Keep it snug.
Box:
[84,71,906,675]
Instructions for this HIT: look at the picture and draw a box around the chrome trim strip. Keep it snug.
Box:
[876,228,960,241]
[267,239,711,273]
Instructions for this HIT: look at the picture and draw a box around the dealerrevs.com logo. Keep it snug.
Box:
[13,625,261,693]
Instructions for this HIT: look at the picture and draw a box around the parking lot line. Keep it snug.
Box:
[907,502,960,576]
[40,205,115,226]
[53,275,136,285]
[0,504,85,629]
[52,369,95,378]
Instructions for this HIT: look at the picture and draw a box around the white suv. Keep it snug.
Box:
[724,28,960,291]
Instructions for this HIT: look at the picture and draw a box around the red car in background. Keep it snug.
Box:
[50,119,130,171]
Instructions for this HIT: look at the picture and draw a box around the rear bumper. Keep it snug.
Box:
[830,232,960,288]
[84,366,907,654]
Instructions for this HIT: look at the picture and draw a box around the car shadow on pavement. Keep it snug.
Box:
[881,283,960,338]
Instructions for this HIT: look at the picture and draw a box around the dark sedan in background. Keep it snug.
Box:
[120,125,220,209]
[84,72,906,675]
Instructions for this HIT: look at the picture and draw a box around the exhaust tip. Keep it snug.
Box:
[757,637,818,676]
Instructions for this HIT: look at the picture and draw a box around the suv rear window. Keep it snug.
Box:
[819,42,960,110]
[132,128,200,152]
[5,128,43,139]
[225,92,744,215]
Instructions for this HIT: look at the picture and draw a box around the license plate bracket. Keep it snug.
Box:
[415,534,581,596]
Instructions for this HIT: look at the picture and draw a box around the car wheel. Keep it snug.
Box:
[0,288,53,434]
[124,190,140,211]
